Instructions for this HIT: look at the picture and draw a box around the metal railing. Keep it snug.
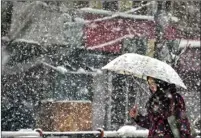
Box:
[2,128,201,138]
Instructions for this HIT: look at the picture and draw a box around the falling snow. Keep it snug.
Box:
[1,1,200,137]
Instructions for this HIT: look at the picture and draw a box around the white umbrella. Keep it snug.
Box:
[102,53,187,89]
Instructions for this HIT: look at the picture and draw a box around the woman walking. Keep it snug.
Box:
[129,76,193,138]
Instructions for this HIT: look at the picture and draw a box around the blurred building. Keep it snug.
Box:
[1,0,200,131]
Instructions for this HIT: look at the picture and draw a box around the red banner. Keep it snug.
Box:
[83,14,182,53]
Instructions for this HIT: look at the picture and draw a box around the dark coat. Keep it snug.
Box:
[133,89,193,138]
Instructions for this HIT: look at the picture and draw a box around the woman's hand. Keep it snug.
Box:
[129,105,138,119]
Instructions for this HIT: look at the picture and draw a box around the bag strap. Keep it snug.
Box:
[167,92,181,138]
[168,93,197,137]
[167,115,181,138]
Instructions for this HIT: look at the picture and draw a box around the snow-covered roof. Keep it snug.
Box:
[10,2,71,46]
[13,39,40,45]
[41,62,102,76]
[179,39,200,48]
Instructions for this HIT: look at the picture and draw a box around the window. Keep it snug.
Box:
[74,1,89,8]
[123,37,148,55]
[53,73,93,101]
[118,0,133,12]
[132,1,148,15]
[102,1,118,11]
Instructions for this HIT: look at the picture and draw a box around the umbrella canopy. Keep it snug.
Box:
[102,53,187,89]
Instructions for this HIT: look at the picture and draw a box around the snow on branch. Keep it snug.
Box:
[80,7,113,15]
[80,7,154,23]
[80,2,178,23]
[87,34,135,50]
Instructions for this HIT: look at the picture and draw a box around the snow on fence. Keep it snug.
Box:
[1,130,147,138]
[2,128,200,138]
[2,131,41,138]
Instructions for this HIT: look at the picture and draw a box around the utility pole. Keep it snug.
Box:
[153,1,173,62]
[153,1,164,60]
[153,1,190,66]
